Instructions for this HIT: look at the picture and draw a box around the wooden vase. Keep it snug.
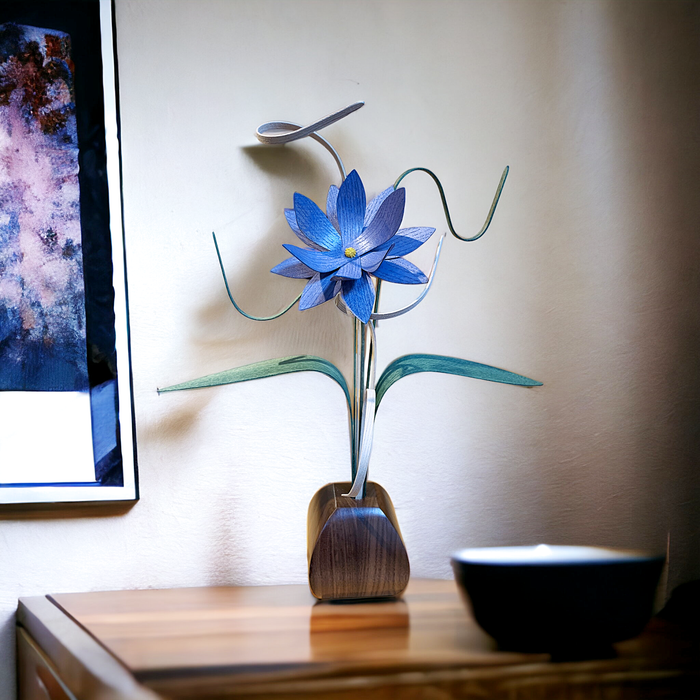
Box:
[307,482,410,601]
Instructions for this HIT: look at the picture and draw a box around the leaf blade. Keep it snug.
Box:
[375,354,542,409]
[159,355,350,409]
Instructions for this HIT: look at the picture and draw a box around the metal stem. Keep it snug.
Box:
[213,232,300,321]
[352,318,362,483]
[393,166,509,242]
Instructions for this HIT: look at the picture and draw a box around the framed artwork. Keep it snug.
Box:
[0,0,137,504]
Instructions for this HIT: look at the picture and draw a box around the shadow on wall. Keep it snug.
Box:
[605,0,700,591]
[458,0,700,591]
[200,141,352,371]
[154,140,356,446]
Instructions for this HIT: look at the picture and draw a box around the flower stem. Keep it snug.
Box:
[352,318,363,484]
[343,319,377,499]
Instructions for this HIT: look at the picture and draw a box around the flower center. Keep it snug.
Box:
[344,247,357,259]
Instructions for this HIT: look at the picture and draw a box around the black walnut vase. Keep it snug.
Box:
[307,482,410,601]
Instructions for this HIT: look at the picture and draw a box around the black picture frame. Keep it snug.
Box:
[0,0,137,503]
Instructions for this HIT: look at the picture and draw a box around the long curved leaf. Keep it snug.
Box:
[159,355,350,409]
[376,354,542,409]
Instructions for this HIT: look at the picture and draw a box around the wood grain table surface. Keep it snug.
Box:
[18,578,700,699]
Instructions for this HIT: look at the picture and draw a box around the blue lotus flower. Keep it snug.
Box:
[271,170,435,323]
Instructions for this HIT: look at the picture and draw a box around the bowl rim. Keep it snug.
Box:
[451,544,666,566]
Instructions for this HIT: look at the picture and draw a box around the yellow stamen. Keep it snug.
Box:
[344,247,357,258]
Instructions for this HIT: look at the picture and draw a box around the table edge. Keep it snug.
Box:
[17,595,159,700]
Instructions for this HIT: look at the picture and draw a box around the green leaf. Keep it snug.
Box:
[375,353,542,409]
[159,355,350,409]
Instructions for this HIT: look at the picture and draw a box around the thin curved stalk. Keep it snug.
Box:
[256,102,364,144]
[366,317,377,390]
[393,166,509,242]
[255,102,365,182]
[370,233,445,320]
[372,280,383,329]
[256,121,348,182]
[213,232,300,321]
[334,233,445,322]
[343,320,377,499]
[352,318,362,481]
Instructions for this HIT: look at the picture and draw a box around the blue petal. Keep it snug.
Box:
[326,185,340,232]
[337,170,366,247]
[351,187,405,256]
[285,208,324,251]
[359,248,389,272]
[299,273,341,310]
[270,257,315,279]
[374,257,428,284]
[294,193,342,251]
[284,208,301,234]
[334,259,362,279]
[283,244,345,273]
[364,187,393,227]
[378,226,436,257]
[341,272,375,323]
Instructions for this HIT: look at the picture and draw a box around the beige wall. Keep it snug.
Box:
[2,1,699,696]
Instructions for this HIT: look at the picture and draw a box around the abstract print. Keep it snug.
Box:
[0,23,88,391]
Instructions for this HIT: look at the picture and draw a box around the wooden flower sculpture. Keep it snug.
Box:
[161,102,542,600]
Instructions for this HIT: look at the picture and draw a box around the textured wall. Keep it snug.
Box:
[2,1,699,696]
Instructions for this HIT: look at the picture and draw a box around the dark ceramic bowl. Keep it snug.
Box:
[451,545,665,655]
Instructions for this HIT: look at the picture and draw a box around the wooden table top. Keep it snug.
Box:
[19,578,700,699]
[48,579,536,677]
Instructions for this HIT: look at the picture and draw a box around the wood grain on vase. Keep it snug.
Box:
[307,482,410,601]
